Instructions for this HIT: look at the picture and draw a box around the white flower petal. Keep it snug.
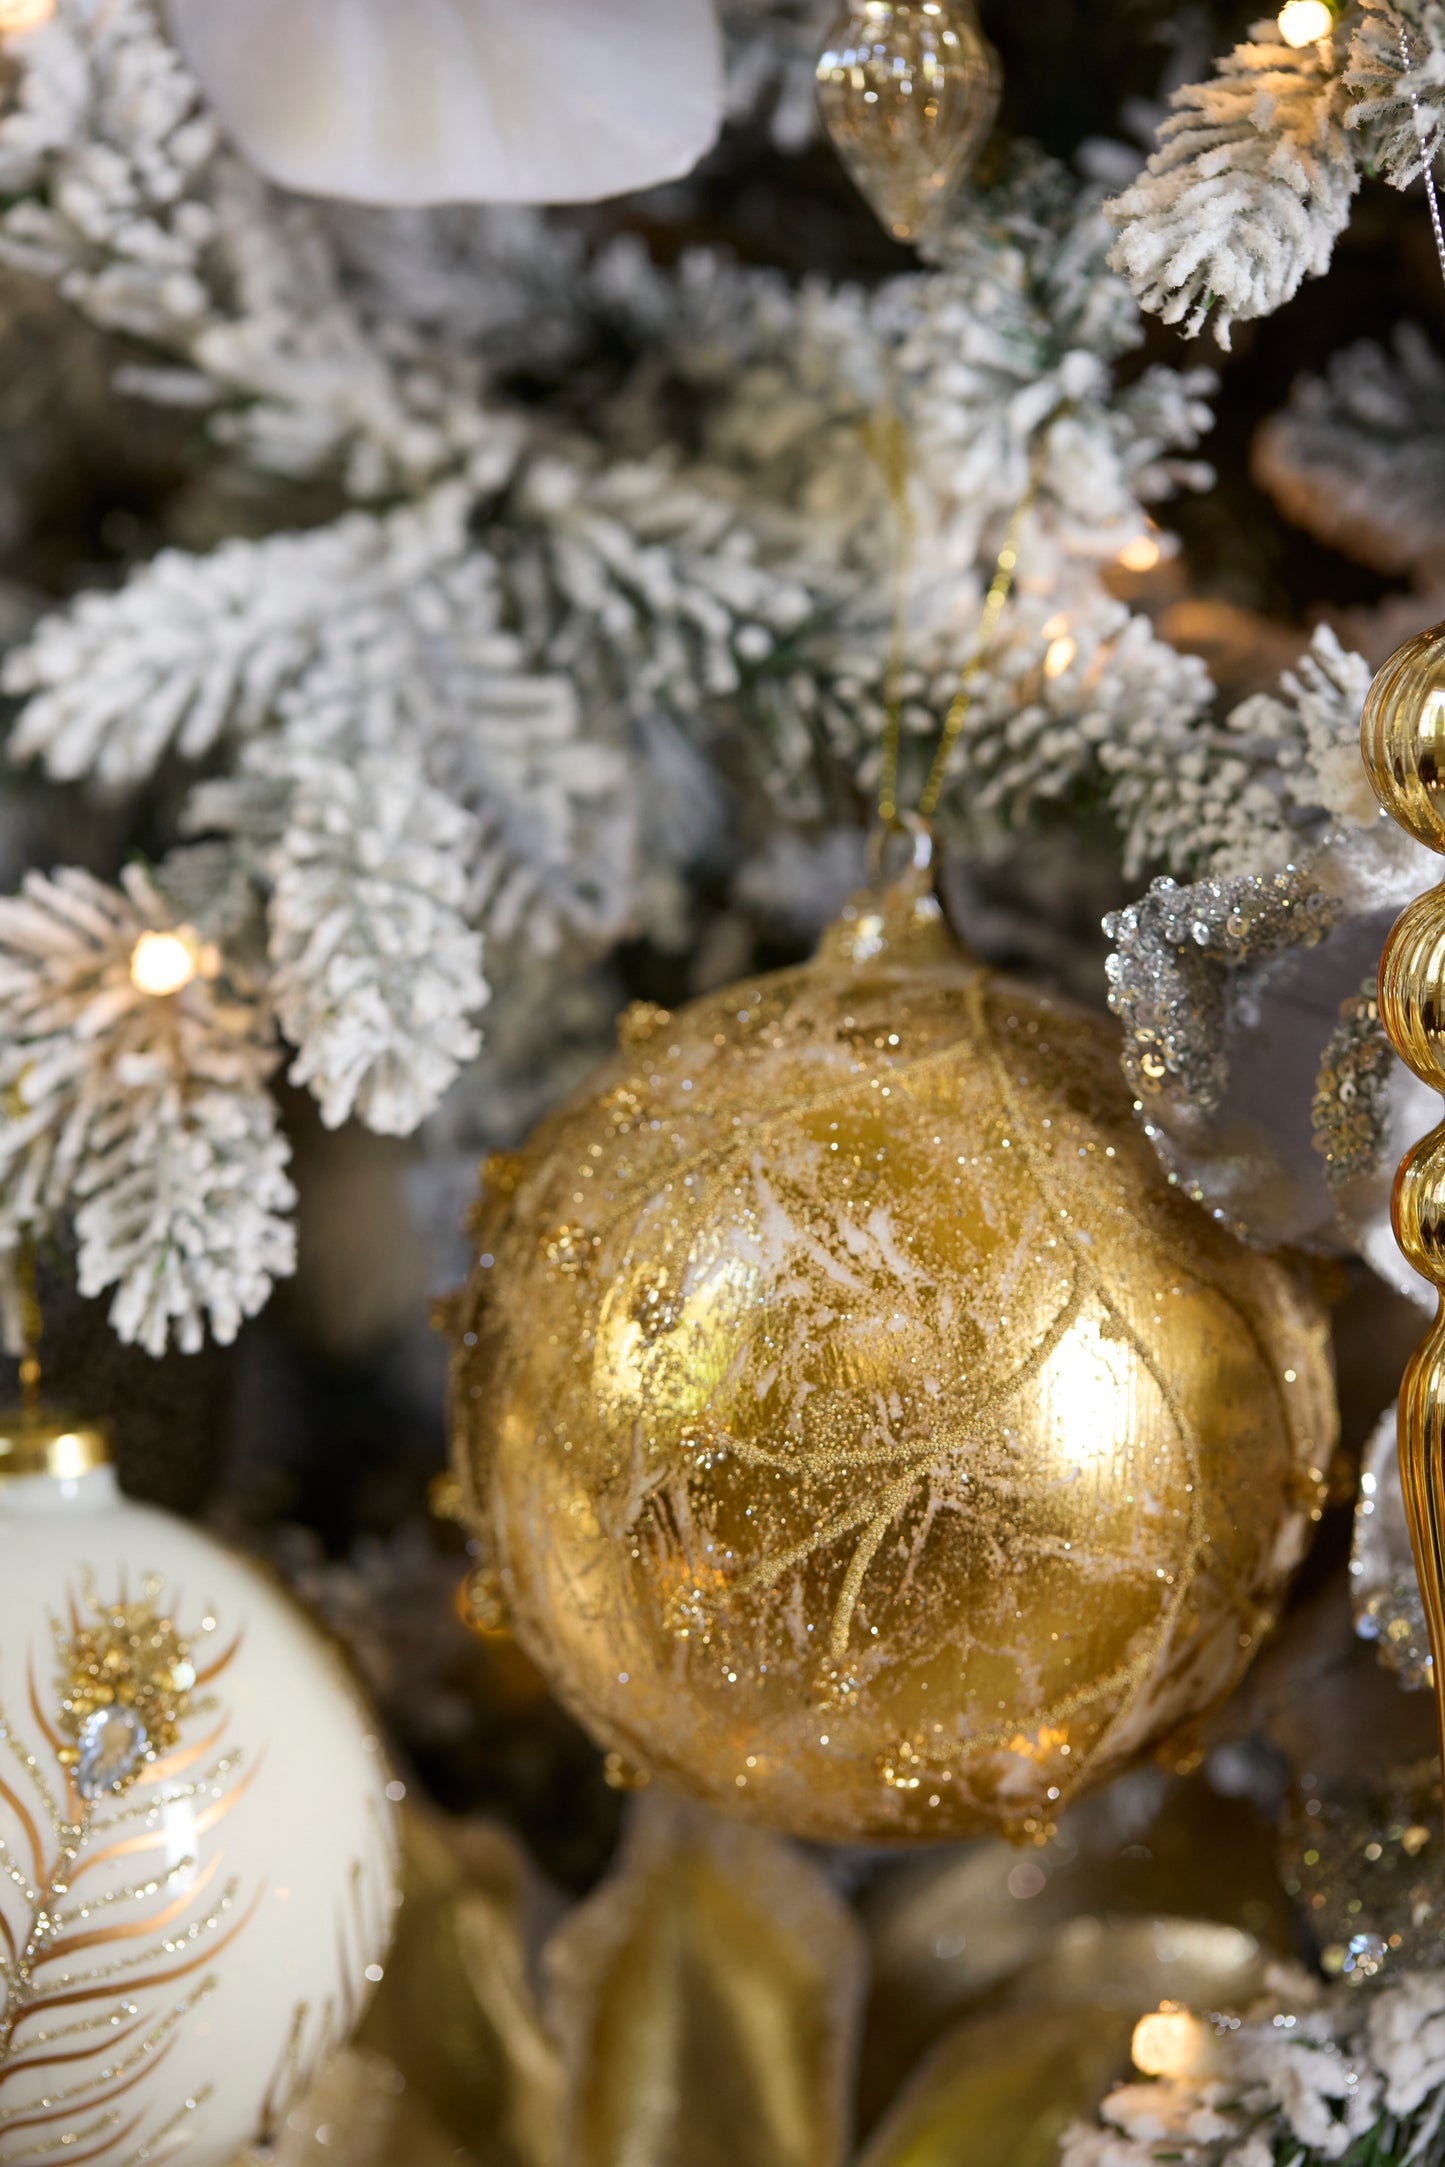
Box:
[165,0,724,207]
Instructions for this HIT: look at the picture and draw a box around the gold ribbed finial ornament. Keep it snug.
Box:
[1362,616,1445,1776]
[448,827,1336,1844]
[815,0,1000,245]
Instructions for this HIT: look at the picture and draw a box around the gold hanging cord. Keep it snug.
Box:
[15,1236,41,1415]
[873,401,1070,829]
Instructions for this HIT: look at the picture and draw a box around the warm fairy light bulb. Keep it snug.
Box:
[1044,634,1077,678]
[1118,531,1162,572]
[1276,0,1333,46]
[1132,2006,1215,2080]
[130,930,199,997]
[0,0,54,30]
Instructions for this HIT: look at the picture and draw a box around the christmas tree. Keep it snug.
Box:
[4,2,1445,2161]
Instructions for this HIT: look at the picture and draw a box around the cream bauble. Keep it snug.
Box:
[0,1415,399,2161]
[449,847,1338,1844]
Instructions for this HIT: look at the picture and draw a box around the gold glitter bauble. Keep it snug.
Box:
[448,851,1337,1843]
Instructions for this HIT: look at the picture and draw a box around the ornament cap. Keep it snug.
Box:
[0,1407,113,1483]
[820,815,969,971]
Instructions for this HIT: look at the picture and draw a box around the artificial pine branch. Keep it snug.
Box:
[0,862,294,1354]
[1104,19,1359,348]
[1253,326,1445,577]
[193,747,488,1137]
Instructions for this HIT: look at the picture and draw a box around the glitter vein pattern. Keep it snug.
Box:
[451,865,1337,1842]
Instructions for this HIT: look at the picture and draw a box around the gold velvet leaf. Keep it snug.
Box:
[357,1808,562,2167]
[232,2047,461,2167]
[855,2004,1134,2167]
[545,1797,864,2167]
[1006,1913,1265,2015]
[857,1772,1292,2126]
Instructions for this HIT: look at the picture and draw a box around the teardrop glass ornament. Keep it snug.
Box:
[815,0,1001,245]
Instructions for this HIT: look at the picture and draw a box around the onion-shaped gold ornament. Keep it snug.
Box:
[448,838,1336,1843]
[815,0,1000,245]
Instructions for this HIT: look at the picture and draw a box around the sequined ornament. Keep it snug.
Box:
[449,842,1337,1843]
[1313,979,1397,1200]
[815,0,1000,245]
[0,1408,399,2164]
[1362,615,1445,1777]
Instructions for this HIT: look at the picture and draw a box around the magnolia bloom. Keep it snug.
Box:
[164,0,724,207]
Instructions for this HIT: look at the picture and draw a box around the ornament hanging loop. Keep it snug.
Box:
[832,812,953,970]
[873,398,1071,837]
[865,807,935,887]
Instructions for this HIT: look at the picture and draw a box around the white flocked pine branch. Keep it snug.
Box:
[0,1,1393,1351]
[1345,0,1445,183]
[1253,324,1445,574]
[3,484,480,790]
[1104,19,1359,348]
[191,747,490,1137]
[0,863,295,1355]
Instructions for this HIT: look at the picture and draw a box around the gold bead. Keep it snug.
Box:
[1392,1122,1445,1281]
[1361,617,1445,853]
[454,1566,509,1637]
[617,1000,671,1050]
[816,0,1000,245]
[602,1752,651,1793]
[1378,886,1445,1088]
[426,1471,468,1526]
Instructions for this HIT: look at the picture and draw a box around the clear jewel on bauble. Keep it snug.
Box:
[74,1702,149,1798]
[815,0,1000,244]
